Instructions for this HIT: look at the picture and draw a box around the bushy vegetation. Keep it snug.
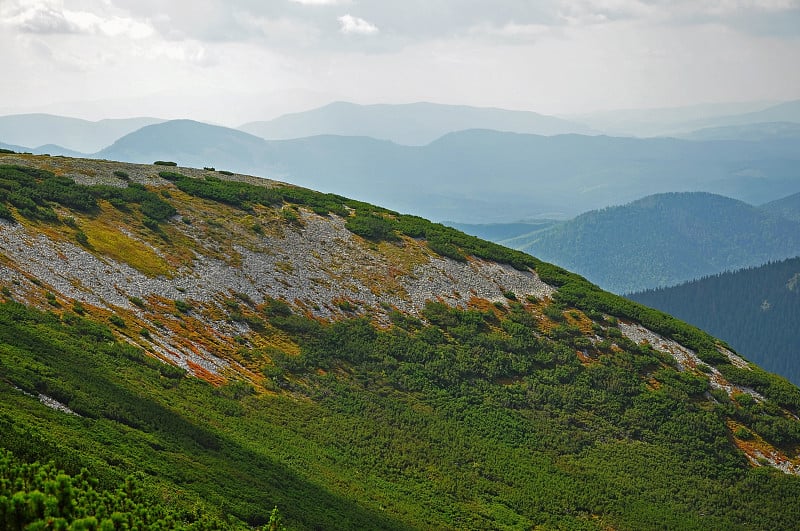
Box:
[0,165,175,226]
[155,169,764,375]
[0,450,226,530]
[3,296,800,529]
[3,161,800,529]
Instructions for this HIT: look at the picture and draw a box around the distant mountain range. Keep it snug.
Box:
[629,257,800,386]
[0,114,164,153]
[573,100,800,137]
[239,101,597,145]
[92,120,800,223]
[3,100,800,226]
[679,122,800,142]
[506,192,800,294]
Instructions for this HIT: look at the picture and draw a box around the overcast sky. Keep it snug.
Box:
[2,0,799,124]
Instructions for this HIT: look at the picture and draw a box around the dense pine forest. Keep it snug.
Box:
[629,257,800,385]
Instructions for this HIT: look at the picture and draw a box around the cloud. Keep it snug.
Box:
[290,0,350,4]
[1,1,81,34]
[149,40,216,66]
[338,14,379,35]
[0,0,154,38]
[469,22,556,43]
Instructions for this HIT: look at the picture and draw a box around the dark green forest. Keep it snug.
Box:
[630,256,800,385]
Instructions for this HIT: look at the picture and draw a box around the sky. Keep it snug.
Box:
[1,0,800,125]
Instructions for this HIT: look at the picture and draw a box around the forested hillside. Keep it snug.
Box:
[1,153,800,529]
[518,192,800,293]
[629,257,800,386]
[762,191,800,223]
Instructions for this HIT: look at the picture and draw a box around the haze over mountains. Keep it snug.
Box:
[239,101,598,145]
[572,100,800,138]
[3,99,800,224]
[0,114,165,153]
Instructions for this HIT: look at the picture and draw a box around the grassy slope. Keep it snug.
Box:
[1,155,800,529]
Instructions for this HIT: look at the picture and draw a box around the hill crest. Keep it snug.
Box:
[2,152,800,529]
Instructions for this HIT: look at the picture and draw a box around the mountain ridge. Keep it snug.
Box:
[93,120,800,222]
[239,101,597,145]
[0,113,165,153]
[514,191,800,294]
[2,152,800,529]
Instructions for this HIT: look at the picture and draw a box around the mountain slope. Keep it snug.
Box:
[3,153,800,529]
[629,257,800,386]
[0,114,164,153]
[97,119,270,169]
[680,122,800,142]
[95,122,800,222]
[239,101,596,145]
[516,192,800,294]
[761,191,800,223]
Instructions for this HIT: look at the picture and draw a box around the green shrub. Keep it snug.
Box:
[174,299,191,314]
[113,170,130,180]
[45,292,60,307]
[153,161,177,166]
[345,214,399,242]
[109,314,125,327]
[0,204,14,222]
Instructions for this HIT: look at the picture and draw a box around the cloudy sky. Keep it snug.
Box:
[2,0,799,124]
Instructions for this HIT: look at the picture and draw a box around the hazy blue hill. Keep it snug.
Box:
[92,121,800,222]
[731,100,800,124]
[570,100,799,137]
[761,192,800,223]
[0,142,29,153]
[239,101,597,145]
[0,143,86,158]
[31,144,88,157]
[517,192,800,294]
[97,119,271,170]
[674,100,800,134]
[417,129,800,209]
[444,220,559,242]
[681,122,800,141]
[629,257,800,385]
[0,114,164,153]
